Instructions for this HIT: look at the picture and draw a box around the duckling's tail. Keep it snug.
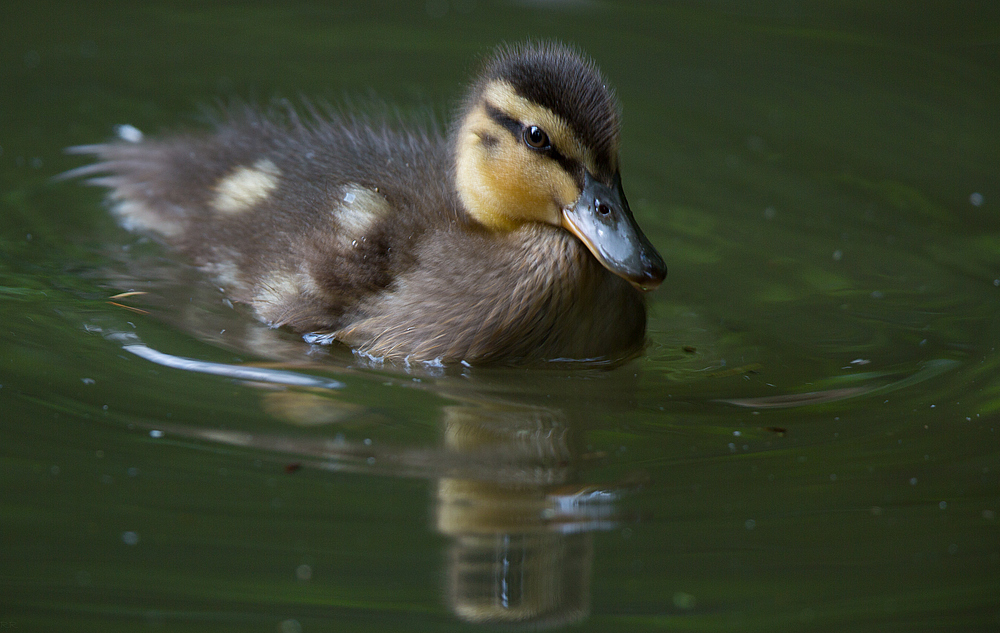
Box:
[60,125,199,239]
[59,123,147,183]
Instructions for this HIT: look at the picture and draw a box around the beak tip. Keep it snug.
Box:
[631,265,667,292]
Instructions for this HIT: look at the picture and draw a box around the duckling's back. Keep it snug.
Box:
[72,104,459,334]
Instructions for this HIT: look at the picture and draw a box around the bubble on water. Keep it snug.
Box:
[969,192,983,206]
[122,531,139,545]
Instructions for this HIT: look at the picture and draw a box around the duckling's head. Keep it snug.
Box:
[454,42,666,290]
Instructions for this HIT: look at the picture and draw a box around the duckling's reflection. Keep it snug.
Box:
[105,318,625,628]
[435,403,610,627]
[275,395,625,627]
[213,395,620,627]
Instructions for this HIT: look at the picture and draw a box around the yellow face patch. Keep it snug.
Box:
[211,158,281,214]
[455,81,598,231]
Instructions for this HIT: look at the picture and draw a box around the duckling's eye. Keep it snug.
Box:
[523,126,550,150]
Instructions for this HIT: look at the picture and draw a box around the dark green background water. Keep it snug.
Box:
[2,2,998,631]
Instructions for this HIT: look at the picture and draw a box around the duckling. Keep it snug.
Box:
[70,42,666,365]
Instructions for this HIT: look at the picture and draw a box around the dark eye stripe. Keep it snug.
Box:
[485,103,521,137]
[483,102,583,187]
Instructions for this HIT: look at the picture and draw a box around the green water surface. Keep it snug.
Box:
[2,2,998,631]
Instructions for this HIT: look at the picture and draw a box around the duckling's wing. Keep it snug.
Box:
[70,109,449,334]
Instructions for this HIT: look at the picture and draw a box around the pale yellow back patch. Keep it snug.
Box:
[253,268,319,326]
[200,247,245,292]
[332,184,389,243]
[211,158,281,214]
[112,198,184,237]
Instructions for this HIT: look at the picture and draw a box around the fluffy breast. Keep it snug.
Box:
[334,224,647,364]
